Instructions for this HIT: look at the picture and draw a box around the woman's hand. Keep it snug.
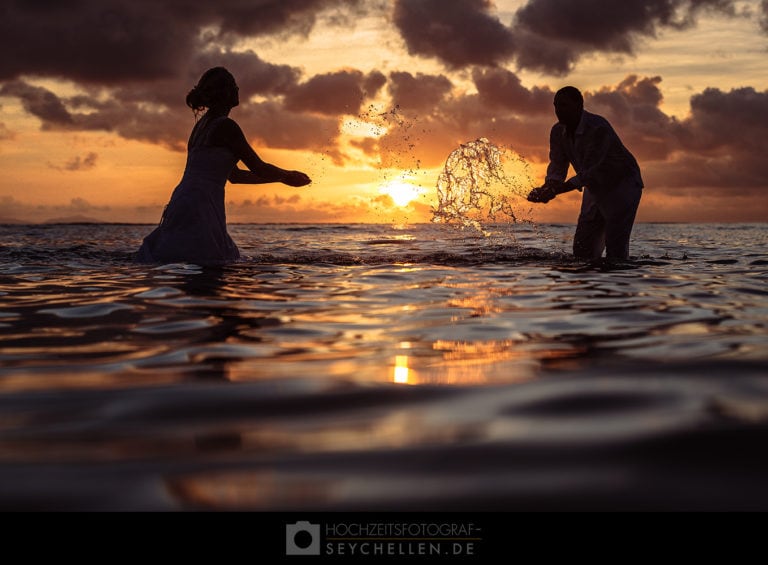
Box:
[283,170,311,187]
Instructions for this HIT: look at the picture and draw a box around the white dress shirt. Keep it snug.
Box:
[546,110,643,194]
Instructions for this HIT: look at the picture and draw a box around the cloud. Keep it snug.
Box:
[65,196,110,213]
[48,152,99,172]
[513,0,738,74]
[0,195,111,223]
[225,192,385,223]
[236,100,351,164]
[472,68,553,115]
[392,0,516,68]
[679,86,767,153]
[0,2,370,153]
[284,70,386,115]
[0,2,190,83]
[649,85,768,193]
[391,0,737,75]
[371,68,560,168]
[388,71,453,110]
[0,80,74,126]
[585,75,676,161]
[0,0,364,84]
[0,74,344,154]
[349,137,379,157]
[0,79,192,150]
[191,49,302,98]
[0,195,29,221]
[234,191,436,223]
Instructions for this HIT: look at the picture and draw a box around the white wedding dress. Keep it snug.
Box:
[137,114,240,264]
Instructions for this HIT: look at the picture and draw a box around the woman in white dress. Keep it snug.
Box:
[137,67,311,264]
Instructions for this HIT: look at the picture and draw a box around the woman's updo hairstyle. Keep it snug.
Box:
[186,67,237,113]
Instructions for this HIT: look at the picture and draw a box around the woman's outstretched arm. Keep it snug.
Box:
[212,118,311,186]
[228,163,310,186]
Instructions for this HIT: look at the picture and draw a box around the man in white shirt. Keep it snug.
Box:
[528,86,643,260]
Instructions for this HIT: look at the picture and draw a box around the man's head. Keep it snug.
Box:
[554,86,583,130]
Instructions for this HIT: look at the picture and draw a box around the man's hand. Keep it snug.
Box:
[527,185,556,203]
[545,179,570,194]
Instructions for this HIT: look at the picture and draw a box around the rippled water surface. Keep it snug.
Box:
[1,222,767,510]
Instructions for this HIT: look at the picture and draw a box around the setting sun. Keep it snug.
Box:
[379,181,424,207]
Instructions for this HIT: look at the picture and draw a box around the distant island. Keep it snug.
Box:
[43,215,105,224]
[0,215,108,225]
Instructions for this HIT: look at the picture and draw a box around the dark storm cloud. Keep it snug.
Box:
[1,78,196,150]
[283,70,386,115]
[0,80,74,126]
[0,46,354,153]
[392,0,516,68]
[0,1,188,83]
[0,0,373,154]
[585,75,676,160]
[0,0,363,84]
[388,72,453,110]
[512,0,737,74]
[654,86,768,191]
[680,86,767,153]
[392,0,736,74]
[472,68,553,115]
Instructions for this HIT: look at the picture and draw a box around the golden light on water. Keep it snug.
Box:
[393,354,410,384]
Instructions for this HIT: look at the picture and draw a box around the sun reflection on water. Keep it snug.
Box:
[393,354,410,384]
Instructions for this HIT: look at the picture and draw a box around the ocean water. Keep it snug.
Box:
[0,221,767,510]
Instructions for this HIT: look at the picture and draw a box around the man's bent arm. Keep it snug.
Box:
[567,125,612,190]
[545,125,569,184]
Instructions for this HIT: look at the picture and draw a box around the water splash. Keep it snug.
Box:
[431,138,536,235]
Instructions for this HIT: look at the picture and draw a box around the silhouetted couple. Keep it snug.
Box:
[138,70,641,264]
[137,67,310,264]
[528,86,643,260]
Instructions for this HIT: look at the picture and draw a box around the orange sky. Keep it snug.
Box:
[0,0,766,224]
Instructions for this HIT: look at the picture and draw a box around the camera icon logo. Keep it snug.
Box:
[285,521,321,556]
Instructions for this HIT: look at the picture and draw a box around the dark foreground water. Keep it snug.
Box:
[0,222,767,510]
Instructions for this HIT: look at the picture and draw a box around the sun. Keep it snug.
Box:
[379,181,424,207]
